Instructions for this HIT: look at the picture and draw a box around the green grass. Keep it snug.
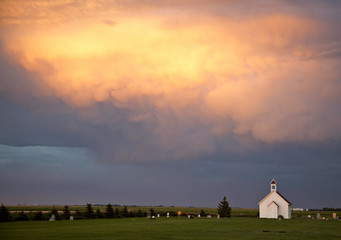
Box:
[1,217,340,240]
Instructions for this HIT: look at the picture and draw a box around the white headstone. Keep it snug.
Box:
[217,214,220,219]
[70,216,74,220]
[198,214,201,218]
[49,214,56,221]
[157,214,160,218]
[188,215,191,218]
[333,213,337,219]
[317,213,320,219]
[167,212,170,218]
[207,215,211,218]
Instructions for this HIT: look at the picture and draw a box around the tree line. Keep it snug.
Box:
[1,196,231,222]
[0,203,201,222]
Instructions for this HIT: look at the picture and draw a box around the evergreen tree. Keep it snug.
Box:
[121,206,128,217]
[95,209,103,218]
[63,205,70,219]
[0,204,11,222]
[51,207,60,220]
[85,203,95,219]
[75,209,83,220]
[217,196,231,218]
[115,208,120,218]
[105,204,114,218]
[150,208,155,217]
[136,209,144,217]
[200,209,206,217]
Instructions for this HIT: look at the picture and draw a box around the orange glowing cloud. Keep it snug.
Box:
[1,0,340,152]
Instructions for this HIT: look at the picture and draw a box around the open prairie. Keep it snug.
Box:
[1,217,340,240]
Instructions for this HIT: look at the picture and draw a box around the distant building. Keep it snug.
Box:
[258,179,292,219]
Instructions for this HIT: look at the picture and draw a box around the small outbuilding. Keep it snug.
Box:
[258,179,291,219]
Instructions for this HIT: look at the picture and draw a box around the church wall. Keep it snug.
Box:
[259,192,291,219]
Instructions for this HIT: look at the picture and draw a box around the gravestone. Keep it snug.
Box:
[166,212,170,218]
[198,214,201,218]
[147,211,151,219]
[157,214,160,218]
[217,214,220,219]
[317,213,320,219]
[308,215,311,219]
[333,213,337,219]
[207,215,211,218]
[49,214,55,221]
[70,216,74,221]
[188,215,191,219]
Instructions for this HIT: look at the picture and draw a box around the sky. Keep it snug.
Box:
[0,0,340,209]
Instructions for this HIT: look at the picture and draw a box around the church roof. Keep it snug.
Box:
[258,191,292,206]
[270,179,276,184]
[276,191,292,205]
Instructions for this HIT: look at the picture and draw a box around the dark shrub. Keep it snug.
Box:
[15,211,29,221]
[33,211,43,221]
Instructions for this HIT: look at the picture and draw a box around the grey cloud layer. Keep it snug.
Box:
[0,0,340,207]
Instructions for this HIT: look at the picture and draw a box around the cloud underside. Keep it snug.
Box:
[1,0,340,162]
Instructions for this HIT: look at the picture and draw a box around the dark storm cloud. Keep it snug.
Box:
[1,143,340,208]
[0,0,340,208]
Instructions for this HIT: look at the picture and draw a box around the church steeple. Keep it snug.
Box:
[270,178,277,192]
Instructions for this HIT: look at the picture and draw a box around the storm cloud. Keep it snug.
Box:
[0,0,340,207]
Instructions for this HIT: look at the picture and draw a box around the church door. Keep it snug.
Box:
[268,202,278,219]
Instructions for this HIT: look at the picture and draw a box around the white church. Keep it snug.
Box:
[258,179,292,219]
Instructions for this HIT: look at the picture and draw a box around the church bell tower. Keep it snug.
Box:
[270,179,277,192]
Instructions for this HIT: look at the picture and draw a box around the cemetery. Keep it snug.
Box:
[0,203,340,240]
[1,181,340,239]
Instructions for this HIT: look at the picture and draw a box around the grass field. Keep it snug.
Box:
[1,217,340,240]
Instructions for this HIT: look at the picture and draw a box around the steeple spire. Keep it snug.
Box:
[270,178,277,192]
